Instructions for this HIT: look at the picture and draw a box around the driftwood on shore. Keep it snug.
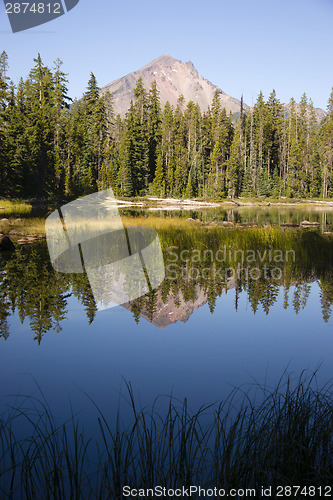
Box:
[229,199,243,207]
[300,220,321,227]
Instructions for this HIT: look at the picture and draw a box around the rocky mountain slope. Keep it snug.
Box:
[101,54,243,117]
[123,277,235,329]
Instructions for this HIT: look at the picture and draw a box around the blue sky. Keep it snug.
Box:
[0,0,332,110]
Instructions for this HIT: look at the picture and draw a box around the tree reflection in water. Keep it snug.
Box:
[1,227,333,342]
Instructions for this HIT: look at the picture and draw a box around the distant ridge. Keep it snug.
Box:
[101,54,244,117]
[283,101,326,123]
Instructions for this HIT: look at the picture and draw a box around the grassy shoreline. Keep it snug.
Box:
[1,198,333,243]
[2,196,333,212]
[1,373,333,499]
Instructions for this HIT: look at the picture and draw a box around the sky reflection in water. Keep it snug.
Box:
[0,222,333,425]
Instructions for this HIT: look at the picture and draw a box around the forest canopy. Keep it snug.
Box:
[0,51,333,200]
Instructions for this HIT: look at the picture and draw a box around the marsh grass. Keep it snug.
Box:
[1,372,333,499]
[120,217,333,264]
[0,199,49,237]
[0,218,45,238]
[2,213,332,268]
[0,200,33,216]
[1,209,332,251]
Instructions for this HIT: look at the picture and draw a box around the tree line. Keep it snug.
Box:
[1,51,333,200]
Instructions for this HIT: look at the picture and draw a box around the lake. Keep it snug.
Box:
[1,206,333,495]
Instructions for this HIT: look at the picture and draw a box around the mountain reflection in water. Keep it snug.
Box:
[1,226,333,342]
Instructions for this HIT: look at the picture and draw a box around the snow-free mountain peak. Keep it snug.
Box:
[101,54,242,117]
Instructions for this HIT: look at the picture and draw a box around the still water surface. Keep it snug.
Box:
[1,207,333,427]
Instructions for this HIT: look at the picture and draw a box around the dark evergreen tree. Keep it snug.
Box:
[0,51,11,194]
[148,80,162,182]
[25,54,55,197]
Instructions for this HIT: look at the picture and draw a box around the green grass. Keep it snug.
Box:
[0,217,45,237]
[121,217,333,264]
[1,372,333,499]
[0,200,33,216]
[2,213,332,266]
[0,200,46,237]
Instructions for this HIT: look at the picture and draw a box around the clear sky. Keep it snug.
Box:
[0,0,332,110]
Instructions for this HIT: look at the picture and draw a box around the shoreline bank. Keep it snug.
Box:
[3,197,333,212]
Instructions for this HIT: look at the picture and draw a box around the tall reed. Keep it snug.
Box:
[0,372,333,499]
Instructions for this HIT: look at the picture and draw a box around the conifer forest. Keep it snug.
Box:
[1,51,333,200]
